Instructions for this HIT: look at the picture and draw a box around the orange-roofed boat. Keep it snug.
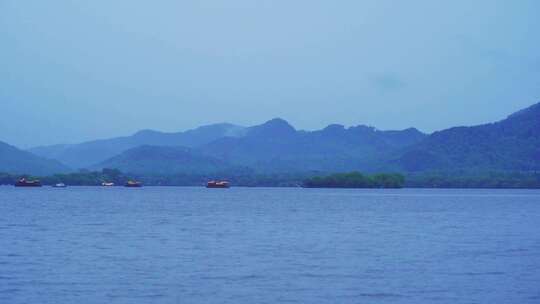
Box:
[125,180,143,188]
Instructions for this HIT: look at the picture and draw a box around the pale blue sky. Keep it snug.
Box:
[1,0,539,147]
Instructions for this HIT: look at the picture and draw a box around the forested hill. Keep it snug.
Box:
[199,118,426,173]
[0,141,69,175]
[12,101,540,179]
[392,102,540,173]
[28,123,246,169]
[28,118,427,173]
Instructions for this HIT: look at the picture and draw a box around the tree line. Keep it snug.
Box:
[1,169,540,188]
[303,172,405,188]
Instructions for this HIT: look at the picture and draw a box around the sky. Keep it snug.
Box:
[1,0,539,148]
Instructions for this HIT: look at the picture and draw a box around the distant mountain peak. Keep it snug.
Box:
[321,124,346,135]
[248,118,296,137]
[400,127,424,134]
[133,129,161,137]
[349,125,377,133]
[323,124,346,131]
[188,123,247,137]
[264,118,294,127]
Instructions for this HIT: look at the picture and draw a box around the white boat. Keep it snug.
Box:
[101,182,115,187]
[52,183,67,188]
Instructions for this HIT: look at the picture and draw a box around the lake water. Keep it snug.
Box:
[0,187,539,303]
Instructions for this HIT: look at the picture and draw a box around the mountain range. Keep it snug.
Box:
[392,102,540,173]
[0,141,69,176]
[198,119,427,173]
[1,101,538,176]
[29,123,245,169]
[92,145,251,175]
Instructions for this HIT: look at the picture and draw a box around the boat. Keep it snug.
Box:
[125,180,143,188]
[52,183,67,188]
[206,180,230,188]
[101,182,115,187]
[15,178,42,187]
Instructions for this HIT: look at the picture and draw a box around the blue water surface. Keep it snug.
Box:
[0,186,539,303]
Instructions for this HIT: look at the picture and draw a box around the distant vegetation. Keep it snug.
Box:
[393,102,540,173]
[0,168,130,186]
[406,171,540,189]
[303,172,405,188]
[0,168,308,187]
[2,169,540,188]
[91,145,247,176]
[41,168,131,186]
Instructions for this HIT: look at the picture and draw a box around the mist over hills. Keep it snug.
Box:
[92,145,250,176]
[2,101,538,177]
[29,123,245,169]
[28,118,428,175]
[0,141,69,176]
[198,118,427,173]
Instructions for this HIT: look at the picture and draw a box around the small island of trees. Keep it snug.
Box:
[302,172,405,188]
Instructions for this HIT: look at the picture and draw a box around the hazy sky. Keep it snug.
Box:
[1,1,539,147]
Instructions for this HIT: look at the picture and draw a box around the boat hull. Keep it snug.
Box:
[15,182,42,187]
[206,181,230,188]
[125,184,143,188]
[15,178,42,187]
